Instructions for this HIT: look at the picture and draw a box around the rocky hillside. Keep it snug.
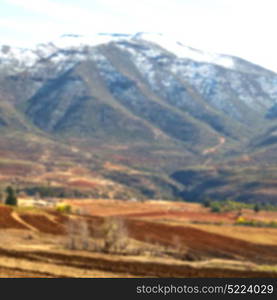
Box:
[1,32,277,202]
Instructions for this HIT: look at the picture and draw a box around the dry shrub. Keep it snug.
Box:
[98,217,129,254]
[65,217,128,254]
[66,218,90,250]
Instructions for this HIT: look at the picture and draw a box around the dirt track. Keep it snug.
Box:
[202,137,226,155]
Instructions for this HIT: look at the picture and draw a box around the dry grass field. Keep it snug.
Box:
[0,199,277,278]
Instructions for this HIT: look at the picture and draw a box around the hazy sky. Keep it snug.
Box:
[1,0,277,72]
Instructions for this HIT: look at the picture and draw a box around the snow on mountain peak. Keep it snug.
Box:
[52,33,133,49]
[132,32,234,69]
[41,32,234,69]
[0,32,235,71]
[0,45,38,69]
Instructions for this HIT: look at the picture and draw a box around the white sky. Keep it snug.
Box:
[1,0,277,72]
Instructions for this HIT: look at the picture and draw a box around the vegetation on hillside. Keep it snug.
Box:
[5,186,17,206]
[203,199,277,213]
[235,217,277,228]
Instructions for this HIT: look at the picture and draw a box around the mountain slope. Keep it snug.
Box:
[1,33,277,202]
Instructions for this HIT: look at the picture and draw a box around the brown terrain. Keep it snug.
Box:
[0,199,277,278]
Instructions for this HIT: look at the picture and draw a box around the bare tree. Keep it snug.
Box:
[66,219,78,250]
[65,216,129,254]
[80,220,90,250]
[66,218,90,250]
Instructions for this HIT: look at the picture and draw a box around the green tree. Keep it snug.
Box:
[5,186,17,206]
[203,198,212,208]
[254,203,261,213]
[210,201,222,213]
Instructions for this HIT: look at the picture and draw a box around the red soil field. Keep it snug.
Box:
[121,210,237,223]
[68,179,99,189]
[47,210,70,224]
[0,206,26,229]
[20,214,65,235]
[0,202,277,278]
[66,200,209,218]
[125,219,277,264]
[0,163,41,176]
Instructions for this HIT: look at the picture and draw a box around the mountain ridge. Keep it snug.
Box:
[3,32,275,73]
[1,32,277,202]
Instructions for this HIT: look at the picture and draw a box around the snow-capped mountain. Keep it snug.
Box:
[1,32,277,144]
[1,32,277,203]
[1,32,237,72]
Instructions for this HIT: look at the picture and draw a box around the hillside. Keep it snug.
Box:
[0,201,277,277]
[1,33,277,202]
